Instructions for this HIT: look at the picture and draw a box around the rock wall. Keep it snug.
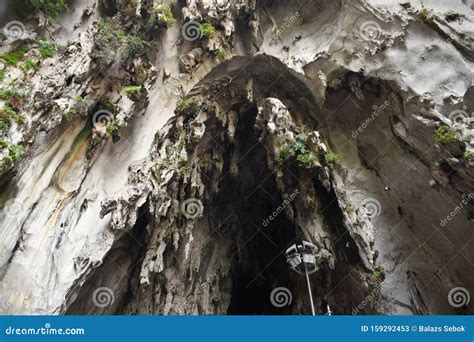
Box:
[0,0,472,315]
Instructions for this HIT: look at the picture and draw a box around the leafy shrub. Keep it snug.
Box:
[373,266,386,282]
[7,144,23,162]
[419,8,436,23]
[215,47,226,61]
[324,152,341,166]
[2,46,27,66]
[0,120,8,131]
[92,20,153,70]
[0,89,13,100]
[23,59,39,71]
[463,150,473,160]
[200,23,216,38]
[1,105,24,125]
[175,98,199,115]
[276,135,317,168]
[122,85,142,101]
[38,40,57,58]
[123,35,152,65]
[30,0,69,19]
[106,120,120,135]
[434,125,457,144]
[154,4,176,27]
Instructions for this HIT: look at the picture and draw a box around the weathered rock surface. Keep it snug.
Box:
[0,0,472,315]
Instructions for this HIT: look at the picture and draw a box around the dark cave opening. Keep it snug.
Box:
[207,103,307,314]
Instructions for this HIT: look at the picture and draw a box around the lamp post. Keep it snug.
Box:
[285,241,318,316]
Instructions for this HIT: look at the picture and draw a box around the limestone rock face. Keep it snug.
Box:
[0,0,472,315]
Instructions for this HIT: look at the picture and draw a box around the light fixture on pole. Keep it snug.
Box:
[285,240,318,315]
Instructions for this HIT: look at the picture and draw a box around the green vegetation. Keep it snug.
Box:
[200,23,216,38]
[123,35,152,65]
[30,0,69,19]
[373,266,386,282]
[64,96,87,120]
[434,125,457,144]
[0,70,4,81]
[175,98,199,115]
[0,89,13,101]
[0,139,24,163]
[419,8,437,23]
[276,135,318,168]
[7,144,23,162]
[463,150,473,160]
[23,59,39,71]
[106,120,120,135]
[1,105,24,125]
[316,256,328,269]
[154,4,176,27]
[324,152,341,166]
[93,19,153,69]
[122,85,142,101]
[215,47,226,61]
[38,40,57,58]
[2,46,27,66]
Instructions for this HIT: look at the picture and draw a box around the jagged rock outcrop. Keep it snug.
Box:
[0,0,472,315]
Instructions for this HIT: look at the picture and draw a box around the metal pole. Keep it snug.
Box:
[304,259,316,316]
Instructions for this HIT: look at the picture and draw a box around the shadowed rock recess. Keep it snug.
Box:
[0,0,472,315]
